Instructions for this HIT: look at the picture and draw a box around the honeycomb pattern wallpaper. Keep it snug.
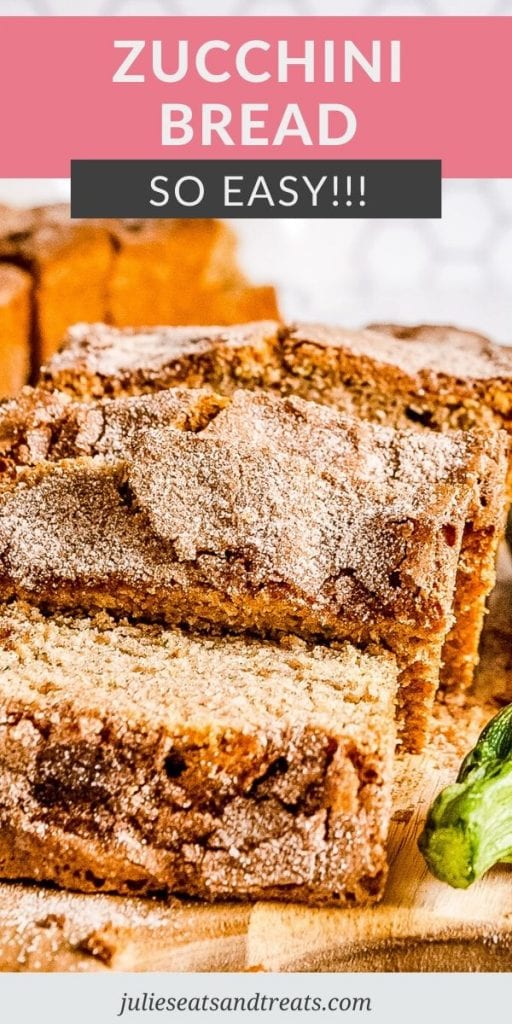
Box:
[0,0,511,342]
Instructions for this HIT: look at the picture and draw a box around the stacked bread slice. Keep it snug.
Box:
[0,383,506,742]
[0,318,509,907]
[40,319,512,693]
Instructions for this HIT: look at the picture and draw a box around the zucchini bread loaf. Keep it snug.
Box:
[0,207,279,395]
[0,386,505,750]
[0,601,397,905]
[39,321,510,695]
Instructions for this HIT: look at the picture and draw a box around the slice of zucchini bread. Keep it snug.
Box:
[0,601,397,906]
[39,320,512,440]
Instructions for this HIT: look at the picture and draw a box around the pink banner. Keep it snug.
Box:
[0,16,509,178]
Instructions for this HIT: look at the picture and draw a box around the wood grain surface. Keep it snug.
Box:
[1,576,512,973]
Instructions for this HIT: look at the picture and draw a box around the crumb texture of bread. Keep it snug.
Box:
[286,321,512,434]
[0,602,396,906]
[41,321,282,399]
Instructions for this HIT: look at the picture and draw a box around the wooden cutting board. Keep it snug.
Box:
[2,579,512,973]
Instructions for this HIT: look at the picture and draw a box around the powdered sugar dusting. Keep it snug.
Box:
[0,389,474,635]
[294,321,512,381]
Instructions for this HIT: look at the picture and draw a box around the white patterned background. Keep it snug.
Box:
[1,0,511,343]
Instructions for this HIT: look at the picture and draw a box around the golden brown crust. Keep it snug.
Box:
[0,205,114,366]
[0,602,396,906]
[108,217,242,290]
[0,264,31,399]
[0,386,227,472]
[107,219,279,328]
[0,263,31,304]
[0,205,108,266]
